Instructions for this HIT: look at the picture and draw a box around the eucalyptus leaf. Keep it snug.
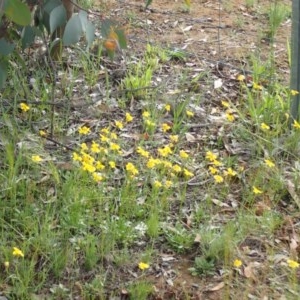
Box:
[21,26,36,49]
[49,4,67,34]
[63,15,83,46]
[115,29,127,49]
[85,21,95,47]
[78,10,88,31]
[4,0,31,26]
[0,38,15,55]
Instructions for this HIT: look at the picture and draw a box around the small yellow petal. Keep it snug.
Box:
[32,155,43,163]
[233,259,242,268]
[138,262,150,270]
[291,90,299,96]
[287,259,300,269]
[260,123,270,131]
[264,159,275,168]
[252,186,263,195]
[12,247,24,258]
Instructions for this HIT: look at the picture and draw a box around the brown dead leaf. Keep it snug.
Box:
[194,233,201,243]
[254,201,271,216]
[289,238,299,257]
[185,132,196,142]
[243,263,257,282]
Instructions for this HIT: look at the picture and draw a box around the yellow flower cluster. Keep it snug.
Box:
[221,101,235,122]
[20,102,30,112]
[72,127,124,182]
[72,111,195,189]
[205,150,237,184]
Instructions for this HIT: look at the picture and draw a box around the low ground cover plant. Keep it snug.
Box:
[0,0,299,299]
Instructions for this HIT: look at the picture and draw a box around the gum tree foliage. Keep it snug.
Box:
[0,0,126,88]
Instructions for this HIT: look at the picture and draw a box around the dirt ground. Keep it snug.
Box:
[82,1,292,299]
[100,0,290,73]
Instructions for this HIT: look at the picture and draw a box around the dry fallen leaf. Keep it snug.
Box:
[206,281,225,291]
[212,198,230,207]
[214,78,223,89]
[243,263,257,282]
[194,233,201,243]
[185,132,196,142]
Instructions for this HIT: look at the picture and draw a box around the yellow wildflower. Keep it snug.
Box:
[165,104,171,112]
[125,112,133,122]
[92,172,103,182]
[165,180,173,188]
[142,111,150,118]
[224,167,237,177]
[32,155,42,163]
[162,123,171,132]
[293,120,300,130]
[253,186,263,194]
[12,247,24,258]
[110,132,118,140]
[100,128,110,135]
[264,159,275,168]
[226,112,235,122]
[39,130,47,137]
[144,119,155,129]
[115,120,123,130]
[82,162,96,173]
[110,143,121,151]
[172,164,182,173]
[170,135,179,143]
[81,153,94,164]
[260,123,270,130]
[179,150,189,159]
[126,162,139,176]
[212,159,222,167]
[81,143,88,151]
[78,126,90,135]
[186,110,194,117]
[253,82,263,90]
[214,175,224,183]
[153,180,162,188]
[287,259,300,269]
[100,134,110,143]
[205,151,217,162]
[291,90,299,96]
[72,152,82,162]
[183,169,194,178]
[136,146,150,158]
[96,161,105,170]
[91,142,100,153]
[109,161,116,169]
[233,259,242,268]
[237,74,245,81]
[147,157,159,169]
[20,102,30,112]
[221,100,230,108]
[209,166,218,174]
[138,262,149,270]
[158,146,173,157]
